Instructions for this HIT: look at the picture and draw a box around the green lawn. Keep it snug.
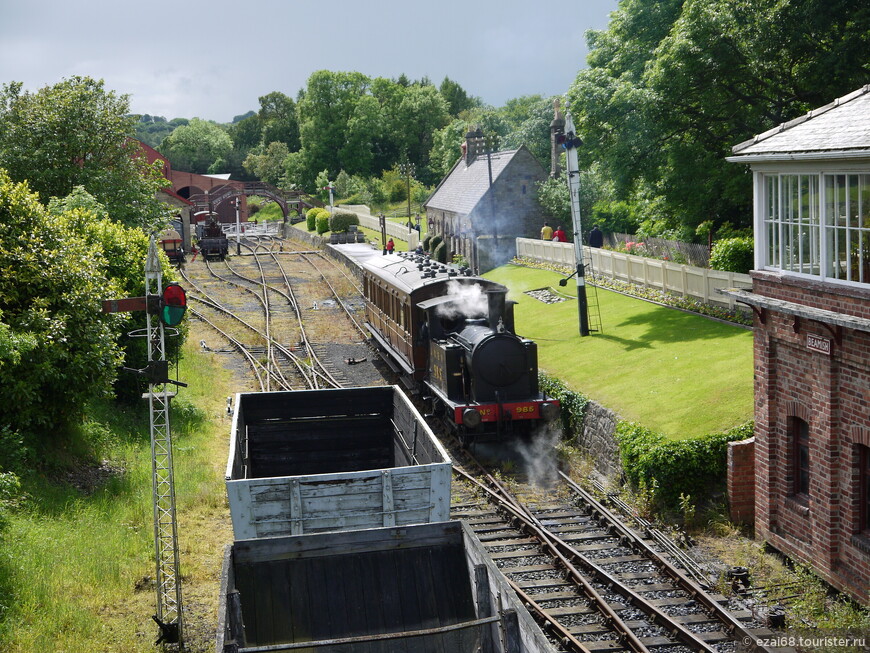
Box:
[485,265,754,439]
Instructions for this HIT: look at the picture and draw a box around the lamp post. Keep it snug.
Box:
[379,212,387,254]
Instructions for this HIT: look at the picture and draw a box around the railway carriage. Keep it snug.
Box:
[361,251,559,444]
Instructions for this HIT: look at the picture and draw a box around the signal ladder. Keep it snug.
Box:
[582,249,602,334]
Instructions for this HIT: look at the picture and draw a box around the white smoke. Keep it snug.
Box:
[435,281,487,320]
[511,421,561,489]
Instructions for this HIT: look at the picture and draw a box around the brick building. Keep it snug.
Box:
[725,86,870,602]
[424,130,548,272]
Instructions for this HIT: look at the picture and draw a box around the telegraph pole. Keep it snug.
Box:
[563,111,590,336]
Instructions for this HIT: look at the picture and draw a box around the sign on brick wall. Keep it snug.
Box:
[806,333,832,355]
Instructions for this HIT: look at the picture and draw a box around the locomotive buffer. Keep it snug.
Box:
[102,236,187,648]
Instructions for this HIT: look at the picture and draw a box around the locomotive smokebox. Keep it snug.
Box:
[487,289,507,332]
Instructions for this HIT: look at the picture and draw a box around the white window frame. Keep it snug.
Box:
[754,165,870,287]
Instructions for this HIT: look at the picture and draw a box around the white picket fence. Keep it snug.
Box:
[516,238,752,310]
[338,205,420,249]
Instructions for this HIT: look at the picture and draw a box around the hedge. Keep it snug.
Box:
[539,372,589,438]
[422,234,432,251]
[329,210,360,233]
[433,241,448,263]
[614,421,754,510]
[316,213,329,235]
[710,236,754,274]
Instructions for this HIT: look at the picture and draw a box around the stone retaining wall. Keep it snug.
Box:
[576,400,623,480]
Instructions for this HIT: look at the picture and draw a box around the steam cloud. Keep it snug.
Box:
[511,422,561,489]
[435,281,487,320]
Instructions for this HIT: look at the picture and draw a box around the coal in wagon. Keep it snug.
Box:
[225,386,452,539]
[216,520,556,653]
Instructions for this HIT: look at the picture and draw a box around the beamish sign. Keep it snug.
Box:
[806,333,832,355]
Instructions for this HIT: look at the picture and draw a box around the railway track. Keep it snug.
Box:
[449,459,786,653]
[180,233,376,393]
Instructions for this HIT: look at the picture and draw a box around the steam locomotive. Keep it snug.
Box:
[361,251,559,444]
[195,216,229,261]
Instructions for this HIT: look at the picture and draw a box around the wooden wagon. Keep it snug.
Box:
[216,520,556,653]
[225,386,452,539]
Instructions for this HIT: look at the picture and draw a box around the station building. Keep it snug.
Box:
[424,130,547,273]
[725,85,870,602]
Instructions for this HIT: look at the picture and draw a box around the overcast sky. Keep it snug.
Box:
[0,0,618,124]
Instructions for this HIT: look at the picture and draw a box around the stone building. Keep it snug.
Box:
[424,130,548,272]
[725,85,870,602]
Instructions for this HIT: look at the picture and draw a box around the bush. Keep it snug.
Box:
[316,213,329,235]
[539,373,589,438]
[710,237,754,273]
[615,421,754,511]
[433,240,448,263]
[329,210,360,233]
[422,235,432,251]
[428,235,443,254]
[306,207,320,231]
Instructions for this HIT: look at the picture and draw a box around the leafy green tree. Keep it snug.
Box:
[396,85,450,183]
[0,76,170,229]
[159,117,233,174]
[501,95,555,168]
[46,187,180,403]
[258,91,300,151]
[297,70,370,181]
[243,141,290,187]
[439,76,478,116]
[0,172,124,442]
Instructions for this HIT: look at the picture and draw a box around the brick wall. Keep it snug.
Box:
[727,437,755,524]
[752,270,870,602]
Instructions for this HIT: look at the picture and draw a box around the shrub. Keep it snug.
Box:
[422,235,432,251]
[428,235,443,254]
[329,210,359,233]
[316,213,329,235]
[710,237,754,273]
[433,240,448,263]
[615,421,754,511]
[539,372,589,438]
[306,207,320,231]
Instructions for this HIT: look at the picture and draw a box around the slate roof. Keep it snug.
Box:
[729,85,870,161]
[425,149,521,215]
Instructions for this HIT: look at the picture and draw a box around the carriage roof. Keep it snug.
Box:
[361,253,505,297]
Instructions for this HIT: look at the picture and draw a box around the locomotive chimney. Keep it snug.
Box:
[487,289,507,332]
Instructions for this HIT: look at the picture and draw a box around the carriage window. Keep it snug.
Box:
[789,416,810,497]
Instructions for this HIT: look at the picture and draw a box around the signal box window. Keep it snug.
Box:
[789,416,810,497]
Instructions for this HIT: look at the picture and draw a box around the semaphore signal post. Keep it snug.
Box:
[102,235,187,648]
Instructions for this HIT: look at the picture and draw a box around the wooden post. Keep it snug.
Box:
[500,609,521,653]
[474,564,495,653]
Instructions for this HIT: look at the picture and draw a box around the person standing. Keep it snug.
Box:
[552,225,567,242]
[386,238,395,254]
[589,224,603,248]
[540,222,553,240]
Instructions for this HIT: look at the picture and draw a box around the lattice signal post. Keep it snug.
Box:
[103,236,187,647]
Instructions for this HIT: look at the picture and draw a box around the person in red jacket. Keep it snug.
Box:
[386,238,395,254]
[552,226,567,242]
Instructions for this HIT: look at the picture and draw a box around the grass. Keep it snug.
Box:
[0,339,234,652]
[484,264,754,438]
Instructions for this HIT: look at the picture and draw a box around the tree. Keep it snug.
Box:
[439,77,478,116]
[0,76,170,229]
[243,141,290,187]
[257,91,300,151]
[396,86,451,184]
[159,117,233,174]
[501,96,555,168]
[297,70,371,181]
[0,172,124,443]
